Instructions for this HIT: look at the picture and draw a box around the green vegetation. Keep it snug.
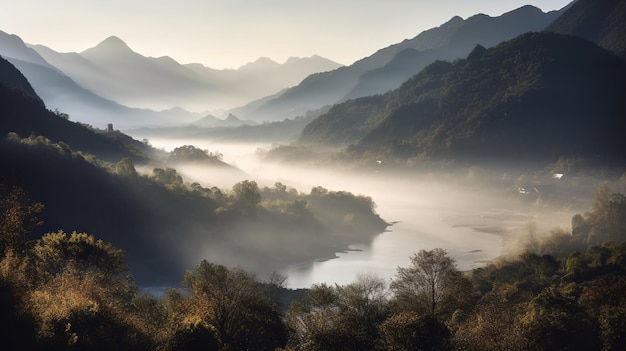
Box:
[296,32,626,168]
[2,184,625,350]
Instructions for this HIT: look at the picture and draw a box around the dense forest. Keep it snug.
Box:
[2,182,625,350]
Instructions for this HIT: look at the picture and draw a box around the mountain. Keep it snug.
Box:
[31,37,342,112]
[75,36,212,111]
[299,32,626,166]
[0,54,42,104]
[0,30,204,128]
[545,0,626,57]
[344,5,565,100]
[0,56,156,164]
[0,31,50,66]
[191,113,257,128]
[235,5,564,122]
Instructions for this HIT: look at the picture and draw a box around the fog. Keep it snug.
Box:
[127,135,583,289]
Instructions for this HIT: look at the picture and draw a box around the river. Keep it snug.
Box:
[131,137,572,289]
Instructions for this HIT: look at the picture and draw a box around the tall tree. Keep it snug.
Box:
[391,248,459,315]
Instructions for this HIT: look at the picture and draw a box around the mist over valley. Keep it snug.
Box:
[2,0,624,288]
[2,1,626,349]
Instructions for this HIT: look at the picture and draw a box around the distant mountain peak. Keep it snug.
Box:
[100,35,128,46]
[446,16,465,24]
[84,36,133,55]
[0,30,50,66]
[255,57,277,64]
[225,113,241,121]
[237,57,280,70]
[285,56,302,64]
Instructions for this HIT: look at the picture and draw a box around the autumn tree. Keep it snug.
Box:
[452,293,527,351]
[379,312,450,351]
[183,260,286,351]
[391,248,459,316]
[0,184,43,253]
[24,231,147,350]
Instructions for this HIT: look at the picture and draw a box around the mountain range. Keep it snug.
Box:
[0,30,341,128]
[231,5,566,122]
[0,30,209,129]
[1,4,568,129]
[297,0,626,167]
[31,37,342,112]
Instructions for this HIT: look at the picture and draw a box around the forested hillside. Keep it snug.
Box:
[546,0,626,57]
[239,5,562,122]
[299,32,626,168]
[0,59,387,285]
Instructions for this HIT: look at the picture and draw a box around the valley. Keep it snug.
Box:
[1,1,625,349]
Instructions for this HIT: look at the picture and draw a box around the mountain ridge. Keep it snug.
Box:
[299,32,626,167]
[236,5,564,122]
[545,0,626,57]
[29,36,342,113]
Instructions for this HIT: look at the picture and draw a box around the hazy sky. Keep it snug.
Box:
[2,0,571,69]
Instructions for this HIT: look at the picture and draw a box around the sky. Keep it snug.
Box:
[2,0,572,69]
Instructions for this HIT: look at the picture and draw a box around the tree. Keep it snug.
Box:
[115,157,137,177]
[285,283,342,351]
[231,180,261,215]
[24,232,148,350]
[335,273,390,350]
[0,184,44,253]
[286,275,389,351]
[520,286,601,351]
[183,260,286,351]
[29,231,136,304]
[588,185,626,243]
[380,312,450,351]
[391,248,459,316]
[152,168,184,190]
[452,293,527,351]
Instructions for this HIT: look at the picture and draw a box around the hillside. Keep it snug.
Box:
[546,0,626,57]
[0,59,387,286]
[236,5,563,122]
[0,55,42,104]
[0,58,156,164]
[299,32,626,167]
